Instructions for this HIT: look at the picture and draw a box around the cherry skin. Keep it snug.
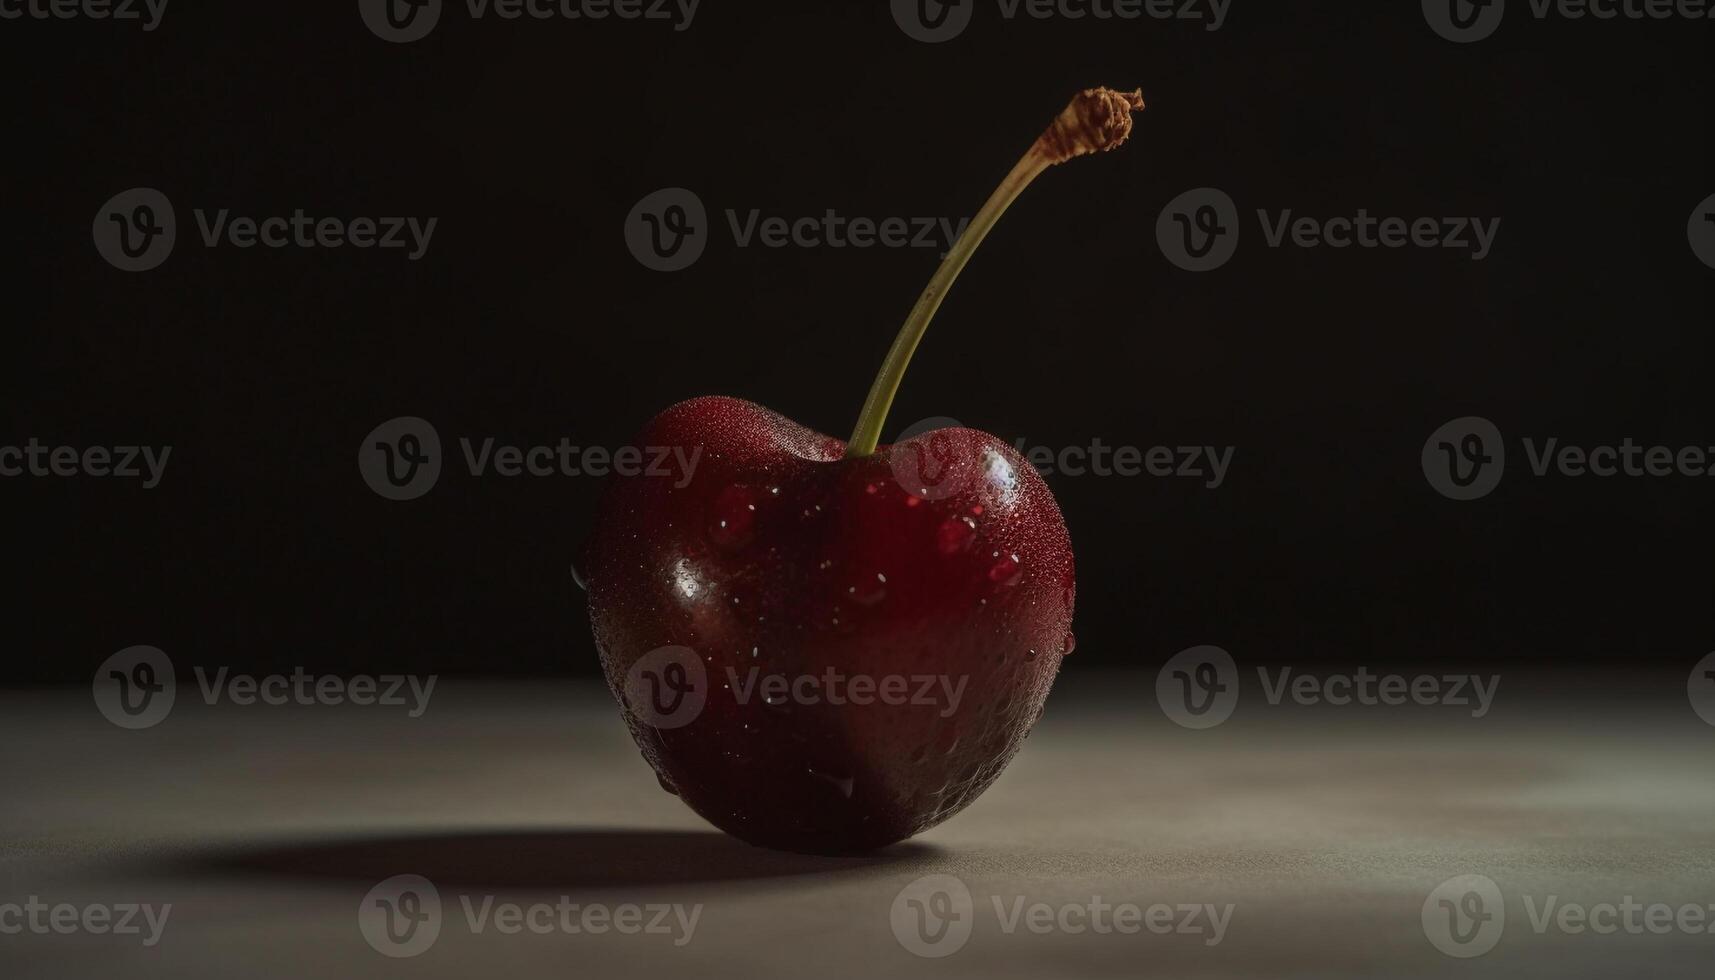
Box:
[580,396,1074,853]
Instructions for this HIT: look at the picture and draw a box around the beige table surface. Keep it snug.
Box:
[3,669,1712,978]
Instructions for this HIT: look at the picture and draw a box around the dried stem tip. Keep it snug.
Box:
[1032,87,1146,165]
[844,84,1146,457]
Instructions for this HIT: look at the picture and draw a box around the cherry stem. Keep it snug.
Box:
[844,152,1051,457]
[844,87,1145,458]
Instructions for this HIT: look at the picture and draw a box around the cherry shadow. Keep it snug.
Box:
[152,828,940,889]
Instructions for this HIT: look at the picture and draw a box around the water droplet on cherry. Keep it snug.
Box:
[708,484,759,550]
[570,560,588,591]
[848,570,888,606]
[936,516,976,555]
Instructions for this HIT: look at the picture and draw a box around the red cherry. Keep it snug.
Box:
[580,88,1141,853]
[583,398,1073,852]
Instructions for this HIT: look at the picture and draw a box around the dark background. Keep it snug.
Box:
[3,1,1709,683]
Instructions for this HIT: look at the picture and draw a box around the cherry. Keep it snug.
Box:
[581,88,1144,853]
